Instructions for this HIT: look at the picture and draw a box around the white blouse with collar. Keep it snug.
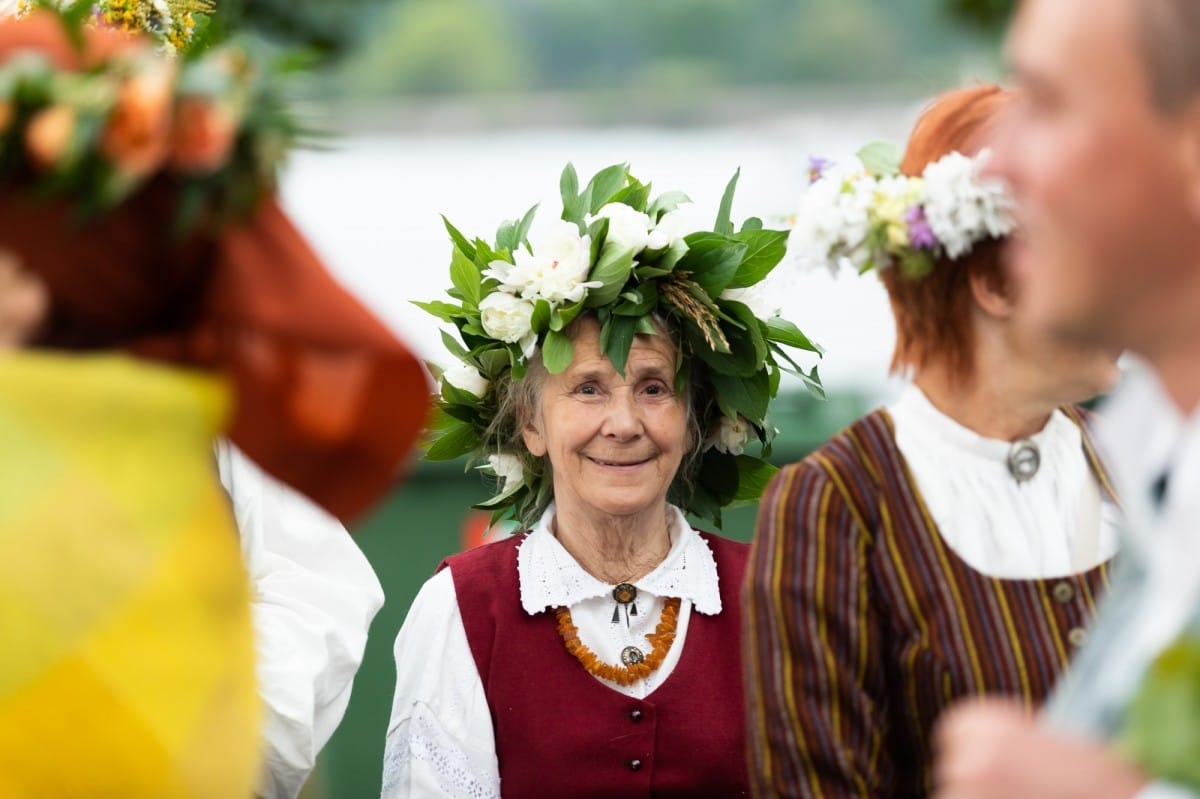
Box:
[888,384,1121,580]
[380,504,722,799]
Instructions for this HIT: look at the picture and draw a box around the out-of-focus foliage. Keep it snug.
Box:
[212,0,381,60]
[338,0,1003,97]
[943,0,1015,33]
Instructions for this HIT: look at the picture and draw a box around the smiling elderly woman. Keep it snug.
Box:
[381,165,821,799]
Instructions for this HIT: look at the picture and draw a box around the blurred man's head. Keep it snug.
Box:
[991,0,1200,359]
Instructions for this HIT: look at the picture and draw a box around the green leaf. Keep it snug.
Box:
[740,216,764,232]
[714,168,740,236]
[600,314,638,376]
[766,317,825,355]
[425,422,480,461]
[411,300,463,324]
[1120,634,1200,790]
[710,370,771,421]
[475,480,526,510]
[514,203,539,248]
[439,329,470,361]
[542,329,575,374]
[857,141,903,176]
[635,315,657,336]
[732,456,779,503]
[697,450,739,506]
[550,301,585,332]
[727,229,789,289]
[722,300,768,366]
[449,247,482,307]
[442,216,477,262]
[610,179,652,212]
[587,216,610,264]
[560,163,579,214]
[613,282,659,317]
[584,246,635,308]
[531,299,552,333]
[585,163,630,213]
[648,190,691,221]
[677,233,747,297]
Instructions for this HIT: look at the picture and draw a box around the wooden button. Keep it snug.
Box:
[1068,627,1089,647]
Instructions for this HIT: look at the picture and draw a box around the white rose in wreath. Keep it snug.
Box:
[442,362,490,398]
[479,291,537,358]
[646,209,690,252]
[705,414,752,456]
[591,202,652,253]
[488,453,525,492]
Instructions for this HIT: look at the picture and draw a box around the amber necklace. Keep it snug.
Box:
[555,596,682,686]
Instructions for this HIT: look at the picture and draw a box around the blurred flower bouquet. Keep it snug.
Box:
[16,0,214,52]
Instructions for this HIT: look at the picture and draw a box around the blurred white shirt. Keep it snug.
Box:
[217,441,385,799]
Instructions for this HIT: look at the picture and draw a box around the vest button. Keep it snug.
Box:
[629,709,643,722]
[1068,627,1089,648]
[627,759,643,772]
[1052,581,1076,604]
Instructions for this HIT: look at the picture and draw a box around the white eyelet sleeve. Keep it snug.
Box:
[381,568,500,799]
[216,441,385,799]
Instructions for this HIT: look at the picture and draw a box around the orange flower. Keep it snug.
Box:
[100,58,176,180]
[25,105,78,171]
[169,97,238,175]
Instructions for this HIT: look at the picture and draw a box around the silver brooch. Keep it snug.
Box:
[1007,439,1041,482]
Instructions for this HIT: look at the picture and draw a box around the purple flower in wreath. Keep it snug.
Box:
[807,156,832,185]
[905,205,938,251]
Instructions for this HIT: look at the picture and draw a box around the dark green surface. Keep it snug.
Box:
[301,389,870,798]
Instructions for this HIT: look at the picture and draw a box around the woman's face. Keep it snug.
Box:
[522,316,688,525]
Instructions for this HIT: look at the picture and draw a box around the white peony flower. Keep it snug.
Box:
[704,414,753,456]
[442,362,490,398]
[645,209,691,251]
[920,149,1015,260]
[720,285,780,320]
[487,453,525,492]
[591,202,652,253]
[485,220,597,305]
[479,291,537,358]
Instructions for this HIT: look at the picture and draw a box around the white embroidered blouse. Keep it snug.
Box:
[380,504,723,799]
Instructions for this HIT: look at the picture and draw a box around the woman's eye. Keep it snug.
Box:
[643,383,667,396]
[576,384,598,396]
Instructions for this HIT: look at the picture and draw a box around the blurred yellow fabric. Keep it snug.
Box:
[0,352,260,798]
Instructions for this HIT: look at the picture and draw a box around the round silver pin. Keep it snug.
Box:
[1007,439,1041,482]
[620,646,646,666]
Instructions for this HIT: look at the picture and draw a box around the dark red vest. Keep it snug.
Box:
[442,532,750,799]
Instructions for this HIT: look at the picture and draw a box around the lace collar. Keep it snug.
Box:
[516,503,723,617]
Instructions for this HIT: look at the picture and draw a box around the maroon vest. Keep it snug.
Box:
[443,532,750,799]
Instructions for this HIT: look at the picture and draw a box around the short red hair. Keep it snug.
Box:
[881,84,1013,381]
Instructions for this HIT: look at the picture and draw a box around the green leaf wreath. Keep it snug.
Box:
[419,162,824,528]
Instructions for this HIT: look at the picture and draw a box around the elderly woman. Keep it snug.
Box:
[382,164,820,798]
[744,85,1123,798]
[0,10,427,797]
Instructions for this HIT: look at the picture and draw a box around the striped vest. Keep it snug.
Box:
[744,408,1114,799]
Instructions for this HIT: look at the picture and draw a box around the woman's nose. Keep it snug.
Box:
[600,388,642,440]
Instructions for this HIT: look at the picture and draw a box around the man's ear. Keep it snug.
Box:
[968,266,1016,321]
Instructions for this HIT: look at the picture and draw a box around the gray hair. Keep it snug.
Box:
[485,312,707,526]
[1138,0,1200,110]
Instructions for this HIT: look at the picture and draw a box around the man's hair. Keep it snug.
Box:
[1139,0,1200,110]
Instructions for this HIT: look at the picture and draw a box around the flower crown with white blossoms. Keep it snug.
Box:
[790,141,1016,279]
[420,163,824,528]
[0,4,306,229]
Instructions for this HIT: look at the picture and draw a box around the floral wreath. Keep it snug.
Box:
[789,141,1015,279]
[420,163,824,528]
[16,0,214,53]
[0,4,304,229]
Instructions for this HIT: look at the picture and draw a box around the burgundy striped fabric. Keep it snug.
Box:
[743,408,1114,799]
